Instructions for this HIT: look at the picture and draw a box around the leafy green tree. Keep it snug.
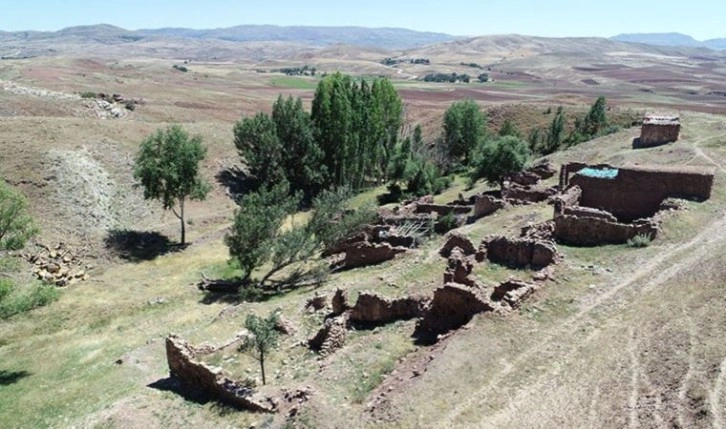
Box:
[544,109,566,154]
[239,311,280,385]
[470,136,531,187]
[584,96,608,135]
[443,99,486,167]
[225,182,297,283]
[133,125,210,245]
[271,95,325,199]
[0,181,38,251]
[371,78,403,180]
[233,112,285,186]
[225,185,374,290]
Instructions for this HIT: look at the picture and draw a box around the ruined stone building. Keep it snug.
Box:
[555,163,715,245]
[639,115,680,148]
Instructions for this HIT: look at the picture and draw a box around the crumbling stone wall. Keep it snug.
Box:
[563,206,617,221]
[481,236,559,269]
[415,284,493,340]
[639,116,680,147]
[491,279,537,308]
[443,247,481,287]
[308,314,349,357]
[439,231,477,257]
[473,194,506,219]
[552,185,582,216]
[502,184,556,204]
[554,214,659,245]
[568,164,715,221]
[165,335,276,413]
[415,203,472,217]
[330,242,407,270]
[348,292,427,325]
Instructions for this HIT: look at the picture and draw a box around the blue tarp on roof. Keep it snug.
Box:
[578,167,619,179]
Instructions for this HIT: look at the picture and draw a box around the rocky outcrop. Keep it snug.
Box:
[472,194,506,219]
[23,242,91,286]
[439,231,476,257]
[308,314,349,357]
[415,283,493,340]
[482,236,559,269]
[348,293,427,325]
[554,215,659,245]
[491,279,537,308]
[165,335,276,413]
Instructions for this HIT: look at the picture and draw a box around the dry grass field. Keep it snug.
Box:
[0,35,725,428]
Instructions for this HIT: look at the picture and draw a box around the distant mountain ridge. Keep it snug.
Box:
[0,23,457,50]
[611,32,726,50]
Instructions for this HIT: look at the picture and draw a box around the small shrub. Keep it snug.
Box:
[172,64,189,73]
[79,91,97,99]
[125,101,136,111]
[627,233,652,248]
[0,280,59,319]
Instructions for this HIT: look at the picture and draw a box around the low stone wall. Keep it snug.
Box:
[502,184,557,204]
[415,204,472,217]
[563,206,617,222]
[165,335,276,413]
[348,293,427,325]
[491,280,537,308]
[331,242,407,270]
[481,236,559,269]
[473,195,506,219]
[554,214,659,245]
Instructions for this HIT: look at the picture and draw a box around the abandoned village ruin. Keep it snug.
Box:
[165,115,716,413]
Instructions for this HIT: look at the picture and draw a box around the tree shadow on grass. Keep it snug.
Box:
[0,370,31,386]
[215,167,259,201]
[104,229,186,262]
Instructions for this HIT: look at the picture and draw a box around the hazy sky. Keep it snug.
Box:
[1,0,723,40]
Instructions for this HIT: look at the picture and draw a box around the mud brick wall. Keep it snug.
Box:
[554,215,659,245]
[640,123,680,147]
[569,165,715,221]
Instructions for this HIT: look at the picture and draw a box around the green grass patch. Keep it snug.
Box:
[268,76,319,90]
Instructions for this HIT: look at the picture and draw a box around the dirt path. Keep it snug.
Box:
[712,358,726,429]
